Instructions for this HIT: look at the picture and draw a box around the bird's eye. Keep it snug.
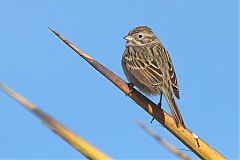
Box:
[138,34,143,38]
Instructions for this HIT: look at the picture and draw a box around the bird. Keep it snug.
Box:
[121,26,185,128]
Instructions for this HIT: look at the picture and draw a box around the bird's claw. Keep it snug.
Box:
[151,102,162,123]
[157,102,162,109]
[126,83,134,96]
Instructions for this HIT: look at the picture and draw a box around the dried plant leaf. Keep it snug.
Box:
[48,27,226,160]
[0,83,111,160]
[137,121,192,160]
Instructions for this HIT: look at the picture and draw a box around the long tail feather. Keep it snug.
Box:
[164,92,185,128]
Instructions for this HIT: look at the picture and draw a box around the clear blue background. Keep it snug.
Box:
[0,0,238,159]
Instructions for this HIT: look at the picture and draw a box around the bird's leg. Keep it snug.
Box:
[151,93,163,123]
[126,83,134,96]
[158,93,163,109]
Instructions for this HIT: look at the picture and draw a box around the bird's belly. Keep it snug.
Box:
[134,81,161,95]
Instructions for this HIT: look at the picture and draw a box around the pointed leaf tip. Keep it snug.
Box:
[0,82,3,88]
[0,83,8,93]
[48,27,55,33]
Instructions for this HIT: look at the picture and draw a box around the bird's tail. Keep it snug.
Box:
[164,92,185,128]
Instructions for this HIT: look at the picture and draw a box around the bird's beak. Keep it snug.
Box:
[124,35,133,41]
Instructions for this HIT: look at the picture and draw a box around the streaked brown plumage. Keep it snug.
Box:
[122,26,185,128]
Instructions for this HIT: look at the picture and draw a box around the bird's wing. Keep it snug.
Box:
[163,48,180,99]
[124,46,164,90]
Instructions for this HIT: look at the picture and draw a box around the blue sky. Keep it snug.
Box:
[0,0,238,159]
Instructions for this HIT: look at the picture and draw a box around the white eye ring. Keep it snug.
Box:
[138,34,143,38]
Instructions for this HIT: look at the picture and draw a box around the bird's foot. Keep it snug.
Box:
[126,83,134,97]
[151,117,155,123]
[151,102,162,123]
[157,102,162,109]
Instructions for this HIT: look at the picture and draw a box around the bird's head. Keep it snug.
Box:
[124,26,159,46]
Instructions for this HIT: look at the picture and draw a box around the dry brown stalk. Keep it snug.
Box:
[48,27,226,160]
[0,83,111,160]
[137,121,192,160]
